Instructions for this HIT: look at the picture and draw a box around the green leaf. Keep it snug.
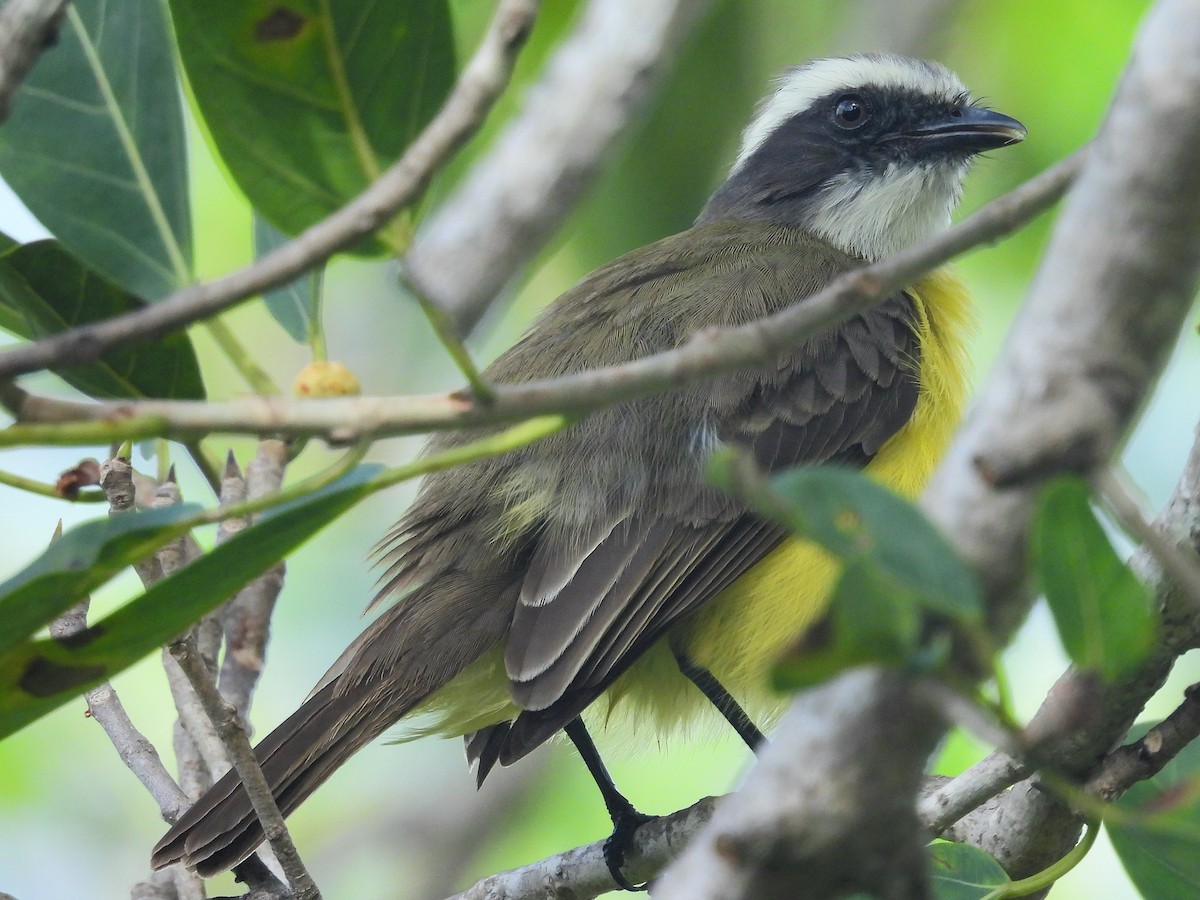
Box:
[254,214,319,342]
[0,465,383,740]
[0,239,204,400]
[0,2,191,298]
[1109,721,1200,898]
[759,464,983,623]
[1032,476,1157,682]
[773,560,925,691]
[170,0,455,252]
[929,842,1011,899]
[0,505,203,660]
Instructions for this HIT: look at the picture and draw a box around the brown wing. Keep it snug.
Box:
[473,294,921,776]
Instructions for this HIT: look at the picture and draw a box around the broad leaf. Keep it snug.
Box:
[1109,721,1200,898]
[1032,477,1157,682]
[170,0,455,252]
[254,214,319,342]
[773,560,925,690]
[717,460,983,623]
[0,1,191,298]
[0,505,203,659]
[0,233,24,335]
[929,842,1011,899]
[0,465,383,739]
[0,239,204,400]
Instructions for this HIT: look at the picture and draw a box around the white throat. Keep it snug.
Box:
[804,161,966,261]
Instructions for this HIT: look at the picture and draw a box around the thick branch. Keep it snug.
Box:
[655,670,943,899]
[406,0,713,334]
[447,797,714,900]
[651,0,1200,894]
[831,0,965,57]
[6,154,1079,443]
[0,0,540,383]
[925,420,1200,880]
[913,0,1200,880]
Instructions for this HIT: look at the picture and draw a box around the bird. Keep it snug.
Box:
[152,53,1025,888]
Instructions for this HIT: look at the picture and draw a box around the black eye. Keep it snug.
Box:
[833,94,869,129]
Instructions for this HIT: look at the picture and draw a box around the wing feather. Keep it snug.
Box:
[490,295,921,764]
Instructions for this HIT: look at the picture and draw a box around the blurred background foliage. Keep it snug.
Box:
[1,0,1196,898]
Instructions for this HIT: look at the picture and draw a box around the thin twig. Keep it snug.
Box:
[1097,466,1200,610]
[0,0,541,383]
[1086,681,1200,800]
[48,591,191,821]
[87,458,207,898]
[168,636,321,900]
[919,756,1030,837]
[0,465,105,501]
[218,442,288,724]
[6,151,1082,445]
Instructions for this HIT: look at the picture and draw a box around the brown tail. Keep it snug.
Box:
[151,568,519,875]
[150,679,395,876]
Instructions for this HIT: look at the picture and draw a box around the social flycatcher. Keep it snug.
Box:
[153,54,1025,885]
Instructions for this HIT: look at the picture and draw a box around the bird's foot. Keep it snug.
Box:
[603,807,656,892]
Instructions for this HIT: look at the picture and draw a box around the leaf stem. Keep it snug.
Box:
[368,413,569,493]
[309,265,327,362]
[203,318,280,396]
[980,818,1098,899]
[183,440,222,496]
[412,287,495,403]
[0,416,171,448]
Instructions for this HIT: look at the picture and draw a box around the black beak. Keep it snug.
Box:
[906,107,1026,154]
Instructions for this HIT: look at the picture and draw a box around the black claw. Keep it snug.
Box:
[564,718,655,891]
[603,807,656,892]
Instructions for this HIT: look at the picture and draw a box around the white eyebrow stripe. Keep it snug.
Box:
[733,55,968,172]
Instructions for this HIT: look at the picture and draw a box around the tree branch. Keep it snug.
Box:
[404,0,714,334]
[648,0,1200,894]
[1087,680,1200,800]
[217,443,288,725]
[655,670,945,899]
[446,797,715,900]
[831,0,966,58]
[0,0,68,122]
[79,458,207,900]
[48,580,191,822]
[168,636,320,900]
[925,415,1200,883]
[0,0,540,383]
[913,0,1200,881]
[5,153,1080,444]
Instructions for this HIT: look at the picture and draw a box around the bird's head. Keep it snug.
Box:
[700,54,1026,261]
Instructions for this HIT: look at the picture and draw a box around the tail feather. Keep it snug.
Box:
[151,569,519,876]
[151,682,381,876]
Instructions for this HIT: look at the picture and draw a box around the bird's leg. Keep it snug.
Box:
[564,718,654,892]
[674,651,765,751]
